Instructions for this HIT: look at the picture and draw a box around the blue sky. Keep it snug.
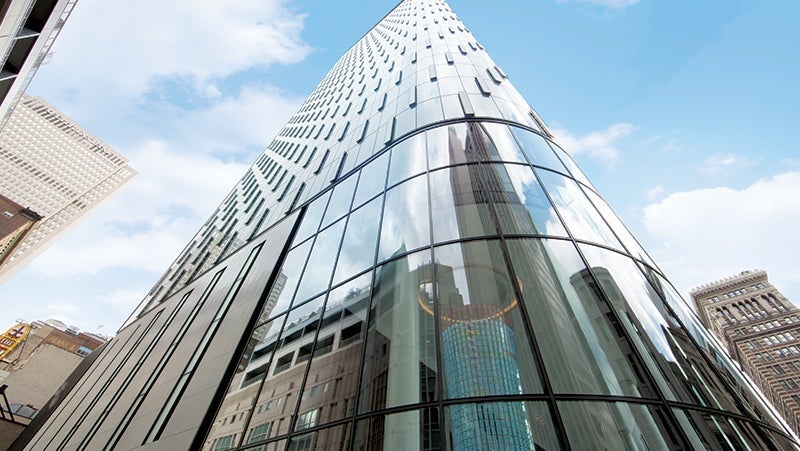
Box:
[1,0,798,334]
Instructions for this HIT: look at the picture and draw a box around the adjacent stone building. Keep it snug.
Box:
[692,270,800,435]
[0,320,105,419]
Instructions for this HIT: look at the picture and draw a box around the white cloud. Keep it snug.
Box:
[556,0,640,11]
[28,140,250,278]
[551,123,635,163]
[700,153,741,174]
[645,185,666,201]
[641,171,800,302]
[39,0,310,100]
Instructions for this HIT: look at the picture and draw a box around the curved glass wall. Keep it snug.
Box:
[202,119,797,450]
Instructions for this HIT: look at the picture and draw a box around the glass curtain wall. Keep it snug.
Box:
[202,120,798,450]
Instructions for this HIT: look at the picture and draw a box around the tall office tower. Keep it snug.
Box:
[692,270,800,435]
[0,0,77,130]
[16,1,800,450]
[0,94,136,282]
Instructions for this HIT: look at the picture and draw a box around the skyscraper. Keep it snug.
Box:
[692,270,800,436]
[16,1,800,449]
[0,94,136,282]
[0,0,77,130]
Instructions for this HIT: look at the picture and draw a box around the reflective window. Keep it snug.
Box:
[296,274,370,428]
[578,244,751,414]
[675,408,796,451]
[434,241,543,398]
[583,188,656,267]
[388,132,427,186]
[293,192,330,245]
[548,141,594,188]
[352,407,440,451]
[537,170,622,250]
[507,238,656,398]
[294,221,345,304]
[429,166,495,243]
[444,402,559,451]
[426,122,473,170]
[353,152,389,208]
[378,174,430,262]
[334,197,381,284]
[359,249,438,413]
[266,240,313,320]
[486,163,567,237]
[288,423,351,451]
[510,126,566,172]
[559,401,683,450]
[321,175,357,228]
[481,122,527,164]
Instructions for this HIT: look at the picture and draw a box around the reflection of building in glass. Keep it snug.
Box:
[18,1,800,450]
[692,270,800,436]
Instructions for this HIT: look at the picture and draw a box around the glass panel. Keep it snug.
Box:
[486,163,568,237]
[353,152,389,208]
[293,220,345,304]
[296,273,371,427]
[507,238,657,398]
[378,174,430,262]
[674,408,799,451]
[334,197,381,284]
[266,240,313,320]
[510,126,566,172]
[293,192,330,245]
[559,401,684,450]
[321,174,357,228]
[481,122,527,164]
[583,188,656,267]
[444,401,559,451]
[288,423,351,451]
[536,169,622,250]
[578,244,756,414]
[434,241,542,398]
[426,122,474,171]
[429,166,496,243]
[254,296,325,442]
[352,407,440,451]
[359,249,438,413]
[388,133,427,186]
[203,318,283,450]
[549,141,594,188]
[647,270,789,430]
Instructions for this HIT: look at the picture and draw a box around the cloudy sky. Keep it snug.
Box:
[0,0,798,334]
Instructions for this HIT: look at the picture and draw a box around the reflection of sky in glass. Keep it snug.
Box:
[294,220,345,303]
[378,175,429,261]
[388,133,427,185]
[482,122,526,164]
[579,244,676,364]
[537,170,621,250]
[501,164,567,237]
[584,188,655,267]
[333,198,381,284]
[269,240,313,319]
[533,238,635,396]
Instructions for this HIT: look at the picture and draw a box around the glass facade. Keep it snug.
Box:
[18,0,799,450]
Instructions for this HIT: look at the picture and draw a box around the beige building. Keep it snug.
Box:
[0,94,136,282]
[691,270,800,435]
[0,319,105,419]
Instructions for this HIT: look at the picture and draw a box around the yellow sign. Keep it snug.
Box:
[0,323,31,362]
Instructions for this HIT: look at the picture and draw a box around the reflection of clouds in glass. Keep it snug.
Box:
[295,220,345,302]
[580,245,676,363]
[379,175,429,260]
[334,199,381,284]
[540,171,620,249]
[541,239,630,395]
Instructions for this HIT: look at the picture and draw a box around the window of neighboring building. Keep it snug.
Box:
[295,409,319,431]
[248,422,272,444]
[213,434,236,451]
